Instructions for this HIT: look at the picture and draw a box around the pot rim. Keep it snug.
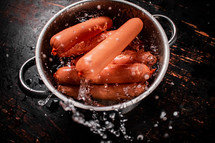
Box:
[35,0,170,112]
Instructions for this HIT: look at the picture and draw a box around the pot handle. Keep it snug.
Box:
[19,56,50,98]
[153,14,177,46]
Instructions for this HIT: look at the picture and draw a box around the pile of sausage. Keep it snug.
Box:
[50,16,157,105]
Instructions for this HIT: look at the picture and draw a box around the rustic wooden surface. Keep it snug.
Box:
[0,0,215,142]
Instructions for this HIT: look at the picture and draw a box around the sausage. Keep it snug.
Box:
[58,85,79,99]
[76,18,143,80]
[50,16,113,57]
[60,31,116,57]
[71,49,157,66]
[91,63,152,84]
[57,83,145,101]
[135,49,157,66]
[111,49,157,66]
[53,66,80,85]
[111,50,136,64]
[90,83,145,100]
[54,63,152,85]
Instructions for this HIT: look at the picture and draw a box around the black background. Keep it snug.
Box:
[0,0,215,142]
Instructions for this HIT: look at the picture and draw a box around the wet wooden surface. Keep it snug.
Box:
[0,0,215,142]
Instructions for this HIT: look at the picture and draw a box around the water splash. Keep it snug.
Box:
[38,94,53,106]
[60,99,133,141]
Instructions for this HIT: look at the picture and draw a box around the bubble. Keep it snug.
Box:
[169,125,173,129]
[6,54,9,57]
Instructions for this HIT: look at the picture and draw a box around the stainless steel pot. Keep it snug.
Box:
[19,0,176,113]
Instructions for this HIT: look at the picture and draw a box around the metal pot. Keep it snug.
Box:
[19,0,176,113]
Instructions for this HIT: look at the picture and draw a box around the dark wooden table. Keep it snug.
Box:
[1,0,215,142]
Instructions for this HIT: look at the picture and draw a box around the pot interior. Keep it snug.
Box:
[36,0,167,110]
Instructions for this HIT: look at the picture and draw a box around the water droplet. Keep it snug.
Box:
[102,134,107,139]
[42,54,47,58]
[46,99,59,112]
[109,113,116,121]
[49,57,53,62]
[155,95,159,99]
[97,5,101,10]
[160,111,167,121]
[164,133,169,138]
[7,85,12,90]
[163,117,167,121]
[144,74,150,80]
[173,111,179,117]
[105,121,114,129]
[38,78,44,85]
[154,123,158,127]
[65,23,69,27]
[26,79,32,85]
[84,13,88,17]
[30,46,35,50]
[38,94,52,106]
[104,83,108,88]
[137,134,144,140]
